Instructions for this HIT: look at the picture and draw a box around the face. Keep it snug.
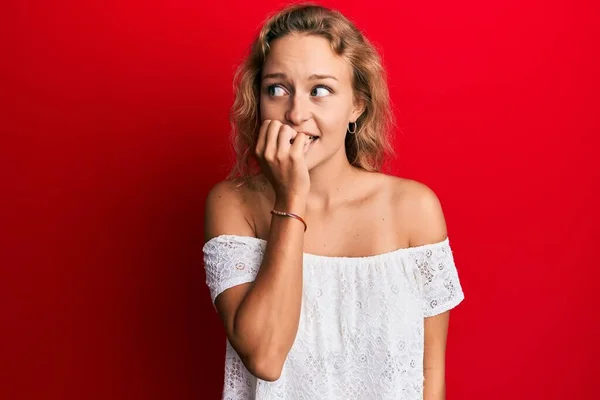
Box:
[259,33,363,170]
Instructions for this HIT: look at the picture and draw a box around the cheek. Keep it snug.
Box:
[314,105,352,135]
[259,96,286,121]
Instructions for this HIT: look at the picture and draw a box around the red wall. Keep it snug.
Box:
[3,0,599,399]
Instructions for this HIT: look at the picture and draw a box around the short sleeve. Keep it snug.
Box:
[203,235,266,307]
[415,238,465,317]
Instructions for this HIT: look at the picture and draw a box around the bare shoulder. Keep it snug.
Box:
[204,175,271,241]
[383,175,448,247]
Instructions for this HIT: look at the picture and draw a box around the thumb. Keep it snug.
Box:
[290,132,309,156]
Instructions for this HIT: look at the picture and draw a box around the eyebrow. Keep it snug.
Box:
[262,72,338,81]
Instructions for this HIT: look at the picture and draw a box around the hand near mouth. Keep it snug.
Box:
[289,132,319,144]
[255,120,311,209]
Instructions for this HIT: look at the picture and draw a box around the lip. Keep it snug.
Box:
[299,132,319,138]
[290,132,319,145]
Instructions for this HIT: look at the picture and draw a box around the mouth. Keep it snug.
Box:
[302,134,319,154]
[290,132,319,144]
[301,132,319,142]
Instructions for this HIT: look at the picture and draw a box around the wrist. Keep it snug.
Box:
[270,209,307,232]
[274,196,307,215]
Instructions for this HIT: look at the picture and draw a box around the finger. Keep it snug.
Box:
[255,120,271,157]
[264,120,282,161]
[290,131,309,159]
[276,125,296,156]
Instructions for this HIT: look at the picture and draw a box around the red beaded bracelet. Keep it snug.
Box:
[270,209,307,232]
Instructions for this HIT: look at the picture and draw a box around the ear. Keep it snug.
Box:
[351,96,366,122]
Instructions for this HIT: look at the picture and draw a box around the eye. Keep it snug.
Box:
[267,84,287,97]
[311,86,332,97]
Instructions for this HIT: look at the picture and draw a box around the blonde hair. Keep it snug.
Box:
[228,3,395,181]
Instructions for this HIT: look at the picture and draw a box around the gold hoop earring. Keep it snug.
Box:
[348,121,357,134]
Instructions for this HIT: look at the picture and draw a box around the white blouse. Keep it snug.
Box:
[203,234,465,400]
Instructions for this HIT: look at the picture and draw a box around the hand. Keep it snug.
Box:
[255,120,310,209]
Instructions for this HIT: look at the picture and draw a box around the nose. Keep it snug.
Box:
[285,94,311,126]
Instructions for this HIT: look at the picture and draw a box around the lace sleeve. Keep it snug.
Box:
[202,235,266,307]
[415,238,465,317]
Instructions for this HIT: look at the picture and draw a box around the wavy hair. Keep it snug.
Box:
[228,3,395,181]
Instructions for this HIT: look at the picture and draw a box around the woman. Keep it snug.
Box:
[203,3,465,399]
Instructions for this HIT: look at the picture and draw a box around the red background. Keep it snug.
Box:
[2,0,599,399]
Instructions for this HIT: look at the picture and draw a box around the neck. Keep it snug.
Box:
[306,151,360,210]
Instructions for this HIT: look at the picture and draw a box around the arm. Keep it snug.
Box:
[205,122,310,381]
[204,179,306,382]
[406,181,451,399]
[424,312,449,399]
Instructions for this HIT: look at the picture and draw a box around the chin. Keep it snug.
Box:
[304,144,346,171]
[304,155,319,171]
[305,159,317,171]
[304,152,329,172]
